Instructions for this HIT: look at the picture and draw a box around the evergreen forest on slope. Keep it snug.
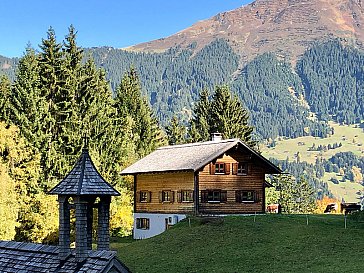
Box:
[86,39,364,140]
[2,39,364,141]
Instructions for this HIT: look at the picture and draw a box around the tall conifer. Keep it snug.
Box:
[165,116,187,145]
[189,89,211,142]
[10,47,43,148]
[210,85,256,147]
[114,68,166,157]
[189,85,256,147]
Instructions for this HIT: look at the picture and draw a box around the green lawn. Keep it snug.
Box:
[112,215,364,273]
[261,121,364,164]
[261,121,364,201]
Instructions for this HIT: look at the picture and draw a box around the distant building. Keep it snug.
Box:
[0,147,130,273]
[121,134,281,239]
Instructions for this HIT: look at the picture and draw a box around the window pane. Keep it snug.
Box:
[241,191,254,202]
[136,218,150,230]
[207,190,221,202]
[215,163,225,173]
[162,191,172,202]
[140,191,148,202]
[181,190,193,202]
[237,163,248,174]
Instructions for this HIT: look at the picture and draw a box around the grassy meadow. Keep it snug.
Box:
[262,121,364,202]
[112,215,364,273]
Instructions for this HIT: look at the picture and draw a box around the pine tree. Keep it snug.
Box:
[210,85,255,146]
[271,174,316,214]
[4,27,137,240]
[166,116,187,145]
[114,68,166,157]
[294,177,316,213]
[38,27,67,183]
[189,85,256,147]
[189,89,211,142]
[10,47,43,148]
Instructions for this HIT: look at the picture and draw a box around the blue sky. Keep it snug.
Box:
[1,0,252,57]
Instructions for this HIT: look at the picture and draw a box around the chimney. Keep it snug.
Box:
[211,132,223,142]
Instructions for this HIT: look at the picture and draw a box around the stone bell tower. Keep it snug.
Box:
[49,144,120,263]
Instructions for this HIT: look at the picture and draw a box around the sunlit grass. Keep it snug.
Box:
[112,214,364,273]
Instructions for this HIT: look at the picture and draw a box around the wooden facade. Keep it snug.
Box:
[135,172,195,214]
[134,153,268,215]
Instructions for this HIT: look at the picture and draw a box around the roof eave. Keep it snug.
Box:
[121,168,195,176]
[235,140,282,174]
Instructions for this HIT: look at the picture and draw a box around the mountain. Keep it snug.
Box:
[1,0,363,141]
[127,0,364,64]
[0,55,17,81]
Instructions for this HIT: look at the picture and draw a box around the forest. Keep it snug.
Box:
[2,38,364,141]
[85,39,364,140]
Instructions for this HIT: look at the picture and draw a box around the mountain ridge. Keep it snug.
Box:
[127,0,364,64]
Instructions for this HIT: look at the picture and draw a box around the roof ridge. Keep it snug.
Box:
[157,138,238,150]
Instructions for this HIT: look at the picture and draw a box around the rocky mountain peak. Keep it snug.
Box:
[127,0,364,64]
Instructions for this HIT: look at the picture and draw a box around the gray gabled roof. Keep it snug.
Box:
[0,240,130,273]
[49,148,120,196]
[121,138,281,175]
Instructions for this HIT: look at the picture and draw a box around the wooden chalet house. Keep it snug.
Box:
[121,134,281,239]
[0,147,130,273]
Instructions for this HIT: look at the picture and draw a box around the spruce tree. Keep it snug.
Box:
[10,47,43,148]
[210,85,255,146]
[4,26,136,240]
[114,68,166,157]
[189,85,256,147]
[165,116,187,145]
[189,89,211,142]
[38,27,68,182]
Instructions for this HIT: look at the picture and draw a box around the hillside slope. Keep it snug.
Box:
[128,0,364,64]
[114,215,364,273]
[0,55,17,80]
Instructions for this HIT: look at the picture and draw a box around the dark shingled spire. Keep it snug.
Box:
[49,148,120,196]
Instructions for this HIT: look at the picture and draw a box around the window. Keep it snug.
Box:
[208,190,221,202]
[215,162,225,174]
[136,218,150,230]
[139,191,151,203]
[235,190,255,203]
[232,162,249,175]
[237,163,248,175]
[177,190,194,202]
[160,190,174,203]
[201,190,227,203]
[182,190,194,202]
[210,162,230,174]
